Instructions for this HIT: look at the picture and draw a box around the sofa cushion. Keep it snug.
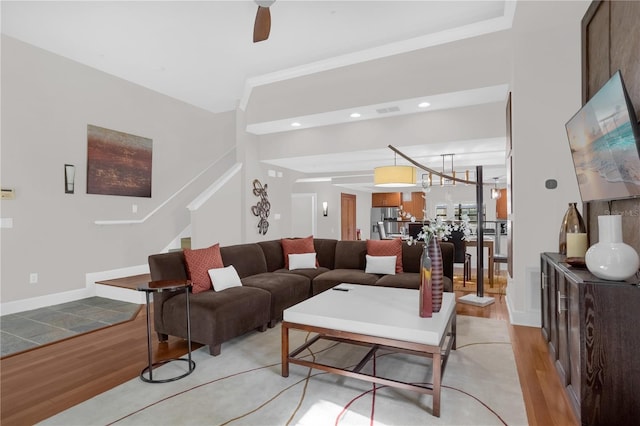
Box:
[161,286,271,349]
[257,240,285,272]
[220,243,268,278]
[208,265,242,292]
[275,267,330,280]
[183,244,224,294]
[288,253,317,270]
[281,236,317,269]
[148,251,188,282]
[374,273,453,292]
[367,239,403,273]
[365,255,397,275]
[312,269,379,295]
[313,239,338,269]
[374,272,420,289]
[334,241,368,269]
[242,272,310,320]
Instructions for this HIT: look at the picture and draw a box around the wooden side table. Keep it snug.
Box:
[137,280,196,383]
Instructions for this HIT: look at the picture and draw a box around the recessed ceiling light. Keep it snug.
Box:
[350,112,361,118]
[418,102,431,108]
[291,122,301,127]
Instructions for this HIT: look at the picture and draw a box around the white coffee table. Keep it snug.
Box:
[281,284,456,417]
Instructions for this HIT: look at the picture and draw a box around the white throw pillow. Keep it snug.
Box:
[365,255,397,275]
[288,252,317,270]
[208,265,242,292]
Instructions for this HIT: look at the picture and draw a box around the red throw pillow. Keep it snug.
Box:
[281,236,317,269]
[183,243,224,294]
[366,238,403,273]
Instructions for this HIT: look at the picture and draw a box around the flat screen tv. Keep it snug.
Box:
[565,71,640,202]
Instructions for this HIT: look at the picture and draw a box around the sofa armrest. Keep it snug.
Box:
[439,241,454,281]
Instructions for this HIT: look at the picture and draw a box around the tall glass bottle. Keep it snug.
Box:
[559,202,586,255]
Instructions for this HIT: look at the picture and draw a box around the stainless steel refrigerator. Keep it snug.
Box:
[370,207,400,239]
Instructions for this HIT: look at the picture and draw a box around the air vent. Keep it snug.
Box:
[376,106,400,114]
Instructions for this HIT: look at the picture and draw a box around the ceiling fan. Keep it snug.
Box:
[253,1,275,43]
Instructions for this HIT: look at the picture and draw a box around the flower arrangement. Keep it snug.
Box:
[408,214,472,245]
[450,214,472,240]
[418,217,451,242]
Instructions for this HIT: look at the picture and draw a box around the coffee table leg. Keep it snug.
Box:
[281,322,289,377]
[433,351,441,417]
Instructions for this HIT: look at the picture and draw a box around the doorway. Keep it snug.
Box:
[341,193,356,240]
[291,193,316,236]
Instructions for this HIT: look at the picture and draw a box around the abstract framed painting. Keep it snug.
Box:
[86,125,152,197]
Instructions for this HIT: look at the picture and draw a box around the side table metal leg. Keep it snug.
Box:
[185,287,193,371]
[145,292,153,381]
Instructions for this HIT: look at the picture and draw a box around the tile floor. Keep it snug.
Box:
[1,297,140,357]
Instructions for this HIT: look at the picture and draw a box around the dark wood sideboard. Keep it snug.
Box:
[540,253,640,425]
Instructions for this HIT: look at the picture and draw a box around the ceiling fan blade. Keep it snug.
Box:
[253,6,271,43]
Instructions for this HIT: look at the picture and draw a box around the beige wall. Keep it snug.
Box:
[507,0,590,325]
[0,36,237,306]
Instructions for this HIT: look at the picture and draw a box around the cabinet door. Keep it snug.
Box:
[540,256,551,342]
[566,275,581,417]
[547,261,559,361]
[555,271,571,386]
[372,192,401,207]
[411,192,424,220]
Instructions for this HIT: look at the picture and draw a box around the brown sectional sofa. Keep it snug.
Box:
[148,238,454,356]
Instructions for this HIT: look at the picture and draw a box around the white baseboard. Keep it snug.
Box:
[0,287,93,316]
[87,264,150,304]
[1,265,150,315]
[505,294,541,327]
[85,264,149,289]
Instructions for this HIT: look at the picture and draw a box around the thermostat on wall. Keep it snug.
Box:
[1,188,15,200]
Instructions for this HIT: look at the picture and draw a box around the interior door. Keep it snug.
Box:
[291,193,316,237]
[341,193,356,240]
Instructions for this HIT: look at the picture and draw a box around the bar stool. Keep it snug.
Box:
[494,254,508,292]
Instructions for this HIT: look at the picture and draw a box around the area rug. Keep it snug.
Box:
[40,316,527,426]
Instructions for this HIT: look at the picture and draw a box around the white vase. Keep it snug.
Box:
[585,215,640,281]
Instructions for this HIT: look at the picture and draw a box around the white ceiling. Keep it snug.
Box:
[1,0,514,186]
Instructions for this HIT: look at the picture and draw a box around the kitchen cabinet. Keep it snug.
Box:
[496,188,507,219]
[397,192,424,220]
[540,253,640,425]
[371,192,401,207]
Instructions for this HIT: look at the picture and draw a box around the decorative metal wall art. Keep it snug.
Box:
[251,179,270,235]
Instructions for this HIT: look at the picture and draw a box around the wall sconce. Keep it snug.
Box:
[64,164,75,194]
[322,201,328,217]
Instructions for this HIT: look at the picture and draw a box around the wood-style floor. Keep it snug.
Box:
[0,289,578,426]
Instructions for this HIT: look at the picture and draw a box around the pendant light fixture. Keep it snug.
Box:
[374,152,416,187]
[491,177,502,199]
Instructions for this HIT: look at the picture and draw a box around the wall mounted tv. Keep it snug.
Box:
[565,70,640,202]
